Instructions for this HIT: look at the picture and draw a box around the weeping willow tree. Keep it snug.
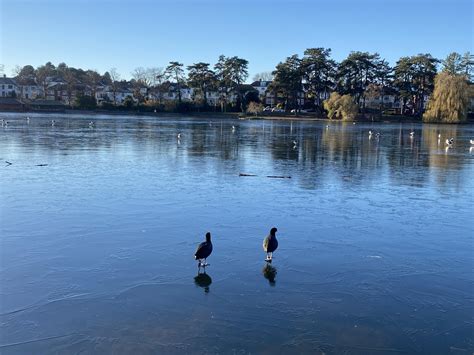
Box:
[423,72,469,123]
[323,92,359,120]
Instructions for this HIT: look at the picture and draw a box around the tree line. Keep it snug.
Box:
[270,50,472,121]
[9,49,473,122]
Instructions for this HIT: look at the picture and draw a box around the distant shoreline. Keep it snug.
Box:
[1,109,472,124]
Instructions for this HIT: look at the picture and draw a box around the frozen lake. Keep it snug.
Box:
[1,113,473,354]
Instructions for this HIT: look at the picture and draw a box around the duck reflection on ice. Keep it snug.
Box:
[194,271,212,293]
[262,264,277,286]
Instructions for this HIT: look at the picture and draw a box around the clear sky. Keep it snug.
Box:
[1,0,472,81]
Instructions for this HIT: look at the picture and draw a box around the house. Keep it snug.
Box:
[251,80,271,97]
[250,80,307,107]
[18,78,42,100]
[251,80,273,105]
[364,95,399,109]
[161,83,193,102]
[0,75,19,97]
[95,85,135,105]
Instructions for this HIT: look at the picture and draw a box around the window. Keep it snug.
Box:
[8,85,12,89]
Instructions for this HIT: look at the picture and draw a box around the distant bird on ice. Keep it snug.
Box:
[292,140,298,149]
[89,121,94,127]
[409,131,415,138]
[195,232,213,268]
[263,227,278,262]
[177,133,181,139]
[470,139,474,145]
[445,138,454,146]
[51,120,56,126]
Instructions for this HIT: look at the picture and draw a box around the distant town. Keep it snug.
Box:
[0,49,473,123]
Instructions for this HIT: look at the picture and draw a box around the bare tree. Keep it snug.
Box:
[146,67,164,87]
[109,68,121,105]
[146,67,165,104]
[252,71,273,82]
[131,67,149,86]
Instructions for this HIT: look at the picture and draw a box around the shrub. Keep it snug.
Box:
[423,72,469,123]
[323,92,359,120]
[74,95,97,110]
[246,101,264,116]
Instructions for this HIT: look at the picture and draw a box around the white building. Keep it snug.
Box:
[96,85,135,105]
[0,75,19,97]
[19,79,42,100]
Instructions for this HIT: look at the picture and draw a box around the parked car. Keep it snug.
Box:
[263,106,272,112]
[290,109,308,113]
[272,107,285,113]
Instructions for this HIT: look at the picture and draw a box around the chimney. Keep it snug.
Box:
[3,74,6,78]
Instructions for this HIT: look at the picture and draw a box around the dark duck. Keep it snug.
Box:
[195,232,213,268]
[263,227,278,262]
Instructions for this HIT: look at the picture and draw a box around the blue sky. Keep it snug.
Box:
[1,0,472,81]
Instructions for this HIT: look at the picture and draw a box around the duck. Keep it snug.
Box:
[369,130,372,136]
[263,227,278,262]
[438,133,441,139]
[470,139,474,145]
[88,121,94,127]
[232,125,235,132]
[445,138,454,146]
[51,120,56,126]
[177,133,181,139]
[292,140,298,148]
[409,131,415,138]
[195,232,213,268]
